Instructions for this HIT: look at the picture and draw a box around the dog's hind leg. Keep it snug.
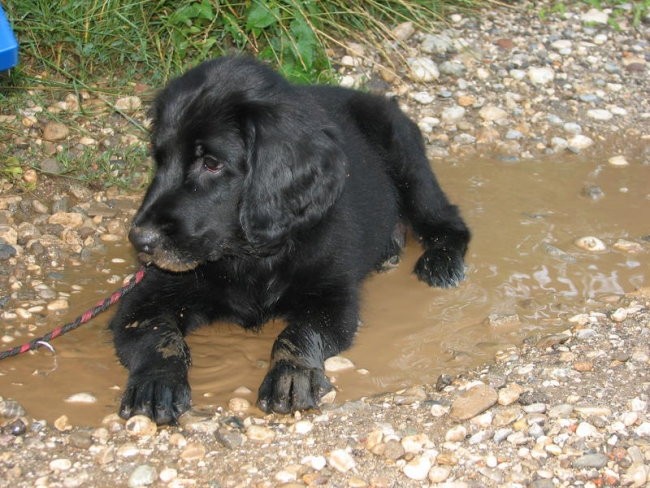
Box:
[384,102,471,288]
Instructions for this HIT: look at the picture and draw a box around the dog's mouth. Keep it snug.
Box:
[137,249,200,273]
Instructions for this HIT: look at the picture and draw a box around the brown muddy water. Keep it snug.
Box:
[1,146,648,426]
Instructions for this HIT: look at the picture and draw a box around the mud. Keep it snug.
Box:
[1,142,648,426]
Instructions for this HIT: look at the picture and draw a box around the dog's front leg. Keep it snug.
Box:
[257,300,359,414]
[110,271,195,424]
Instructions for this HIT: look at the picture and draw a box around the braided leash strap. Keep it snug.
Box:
[0,267,146,361]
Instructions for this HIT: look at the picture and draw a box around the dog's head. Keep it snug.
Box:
[129,57,348,272]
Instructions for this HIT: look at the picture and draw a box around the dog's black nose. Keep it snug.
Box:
[129,226,162,254]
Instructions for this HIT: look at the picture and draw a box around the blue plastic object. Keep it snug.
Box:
[0,5,18,71]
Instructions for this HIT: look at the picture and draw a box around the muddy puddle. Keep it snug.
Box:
[1,144,648,426]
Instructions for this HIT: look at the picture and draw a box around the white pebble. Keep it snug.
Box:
[568,134,594,151]
[328,449,356,473]
[65,392,97,404]
[445,425,467,442]
[301,455,326,471]
[403,455,432,481]
[292,420,313,435]
[576,422,601,438]
[527,66,555,85]
[401,433,430,453]
[575,236,607,252]
[587,109,613,121]
[630,398,648,412]
[50,458,72,471]
[429,466,451,482]
[635,422,650,437]
[125,415,157,437]
[324,355,355,372]
[410,91,434,104]
[159,468,177,482]
[608,155,629,166]
[47,299,69,311]
[246,425,275,442]
[407,57,439,82]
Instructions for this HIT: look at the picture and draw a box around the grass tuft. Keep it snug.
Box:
[3,0,478,86]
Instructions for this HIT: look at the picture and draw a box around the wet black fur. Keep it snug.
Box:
[109,56,470,424]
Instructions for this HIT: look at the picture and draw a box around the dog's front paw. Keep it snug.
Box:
[119,370,191,425]
[257,360,333,414]
[414,248,466,288]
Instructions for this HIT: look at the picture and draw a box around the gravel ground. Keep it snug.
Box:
[1,1,649,487]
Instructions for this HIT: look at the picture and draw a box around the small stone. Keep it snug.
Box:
[292,420,313,435]
[499,383,524,406]
[47,298,69,312]
[246,424,275,442]
[401,433,430,453]
[117,443,140,458]
[479,105,508,122]
[215,428,244,449]
[527,67,555,85]
[43,122,70,141]
[328,449,356,473]
[575,236,607,252]
[564,122,582,134]
[487,313,520,328]
[576,422,601,438]
[551,39,572,51]
[0,225,18,245]
[607,155,630,167]
[441,105,466,124]
[65,392,97,404]
[587,109,613,121]
[0,243,16,261]
[582,184,605,200]
[407,57,439,82]
[428,466,451,483]
[613,239,643,254]
[382,440,405,460]
[573,453,608,469]
[228,397,250,412]
[40,158,63,174]
[410,91,434,104]
[495,37,514,50]
[573,361,593,372]
[69,431,93,449]
[439,60,466,77]
[115,96,142,111]
[450,384,498,420]
[159,468,177,483]
[568,135,594,152]
[128,464,157,487]
[421,34,452,54]
[180,442,206,461]
[49,458,72,471]
[324,356,355,372]
[302,455,327,471]
[48,212,84,228]
[125,415,157,437]
[457,95,476,107]
[445,425,467,442]
[54,415,72,432]
[22,169,38,184]
[403,455,432,481]
[392,22,414,41]
[582,8,609,24]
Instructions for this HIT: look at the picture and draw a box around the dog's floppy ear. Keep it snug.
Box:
[240,103,347,252]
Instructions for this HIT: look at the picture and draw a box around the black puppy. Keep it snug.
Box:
[110,56,470,424]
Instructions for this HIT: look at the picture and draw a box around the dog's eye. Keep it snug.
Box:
[202,155,224,173]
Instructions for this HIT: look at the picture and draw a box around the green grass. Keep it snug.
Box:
[3,0,479,87]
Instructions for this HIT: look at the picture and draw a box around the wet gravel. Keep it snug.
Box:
[0,1,649,486]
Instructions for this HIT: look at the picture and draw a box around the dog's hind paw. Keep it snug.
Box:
[119,370,191,425]
[257,360,333,414]
[414,248,466,288]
